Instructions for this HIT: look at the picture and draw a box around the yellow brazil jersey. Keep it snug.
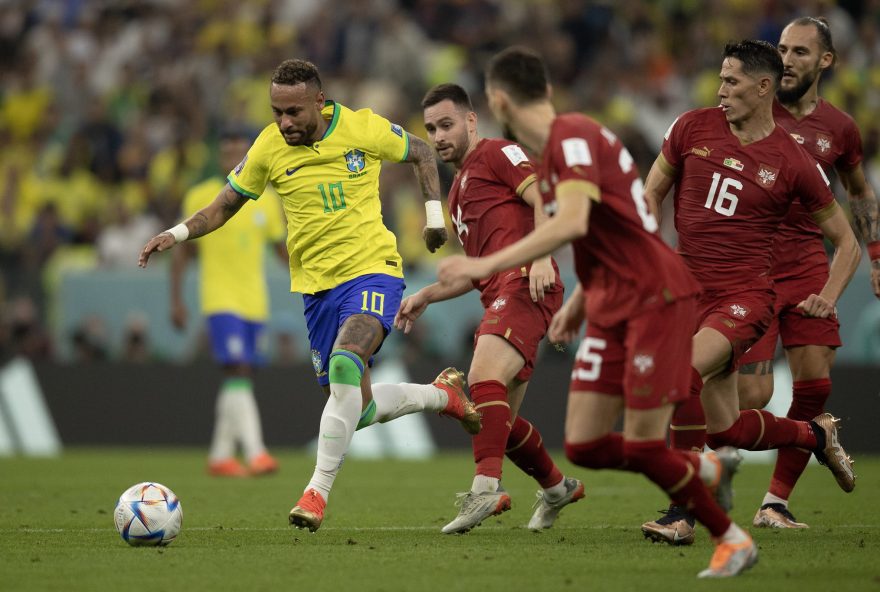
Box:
[182,176,285,321]
[227,101,408,294]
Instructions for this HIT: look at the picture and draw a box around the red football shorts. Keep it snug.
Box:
[697,287,775,370]
[474,278,563,382]
[740,272,841,364]
[569,297,696,410]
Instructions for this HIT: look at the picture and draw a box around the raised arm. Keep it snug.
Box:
[838,163,880,297]
[138,184,249,268]
[403,132,448,252]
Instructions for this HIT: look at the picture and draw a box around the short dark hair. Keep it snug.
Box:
[485,46,549,104]
[722,40,783,88]
[789,16,837,65]
[421,83,473,111]
[271,59,322,90]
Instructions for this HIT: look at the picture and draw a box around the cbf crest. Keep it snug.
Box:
[311,349,323,375]
[345,149,366,173]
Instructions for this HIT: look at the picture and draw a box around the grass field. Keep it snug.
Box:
[1,448,877,592]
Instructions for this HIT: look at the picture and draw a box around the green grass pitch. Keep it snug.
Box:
[1,449,877,591]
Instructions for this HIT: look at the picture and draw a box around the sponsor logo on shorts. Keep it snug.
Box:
[490,297,507,312]
[311,349,323,375]
[632,353,655,376]
[729,304,749,318]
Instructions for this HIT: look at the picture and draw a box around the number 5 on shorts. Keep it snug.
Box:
[573,337,607,381]
[360,290,385,315]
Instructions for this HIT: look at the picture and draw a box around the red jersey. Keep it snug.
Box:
[448,138,562,305]
[661,107,836,292]
[537,113,700,327]
[769,99,863,280]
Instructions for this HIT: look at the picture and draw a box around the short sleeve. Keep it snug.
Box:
[367,111,409,163]
[838,115,863,171]
[486,142,536,197]
[660,114,686,172]
[227,130,271,200]
[796,152,835,216]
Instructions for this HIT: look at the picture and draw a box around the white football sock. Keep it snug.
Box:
[542,477,567,501]
[472,475,500,493]
[231,384,267,462]
[719,522,750,544]
[365,382,446,426]
[208,383,238,461]
[761,492,788,507]
[306,353,363,501]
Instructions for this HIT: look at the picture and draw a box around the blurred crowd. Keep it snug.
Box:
[1,0,878,363]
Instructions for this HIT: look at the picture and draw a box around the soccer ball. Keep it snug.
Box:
[114,482,183,546]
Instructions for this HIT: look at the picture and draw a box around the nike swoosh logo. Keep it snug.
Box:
[286,166,302,176]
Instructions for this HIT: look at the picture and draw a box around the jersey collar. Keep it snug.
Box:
[319,100,340,141]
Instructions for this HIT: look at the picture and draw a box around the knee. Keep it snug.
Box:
[328,349,364,382]
[738,380,773,411]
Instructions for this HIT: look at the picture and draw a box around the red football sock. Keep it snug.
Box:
[623,440,730,538]
[470,380,511,479]
[706,408,818,451]
[564,433,625,469]
[506,416,563,488]
[769,378,831,499]
[669,368,706,451]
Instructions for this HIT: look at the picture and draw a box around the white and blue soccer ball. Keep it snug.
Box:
[114,482,183,546]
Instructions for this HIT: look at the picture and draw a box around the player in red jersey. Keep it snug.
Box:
[438,46,756,578]
[737,17,880,530]
[396,83,584,534]
[641,40,861,546]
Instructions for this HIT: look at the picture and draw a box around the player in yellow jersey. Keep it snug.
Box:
[139,59,480,532]
[170,126,287,478]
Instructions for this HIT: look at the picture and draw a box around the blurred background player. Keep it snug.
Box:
[736,17,880,530]
[643,40,860,546]
[395,83,583,534]
[439,46,756,579]
[139,59,478,533]
[170,125,286,477]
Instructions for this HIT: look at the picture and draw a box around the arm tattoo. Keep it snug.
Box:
[186,186,248,239]
[850,195,880,243]
[404,134,441,203]
[188,212,209,239]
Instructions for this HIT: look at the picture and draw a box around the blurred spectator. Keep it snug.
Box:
[120,312,154,363]
[96,201,161,268]
[5,296,53,361]
[70,314,110,363]
[0,0,876,364]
